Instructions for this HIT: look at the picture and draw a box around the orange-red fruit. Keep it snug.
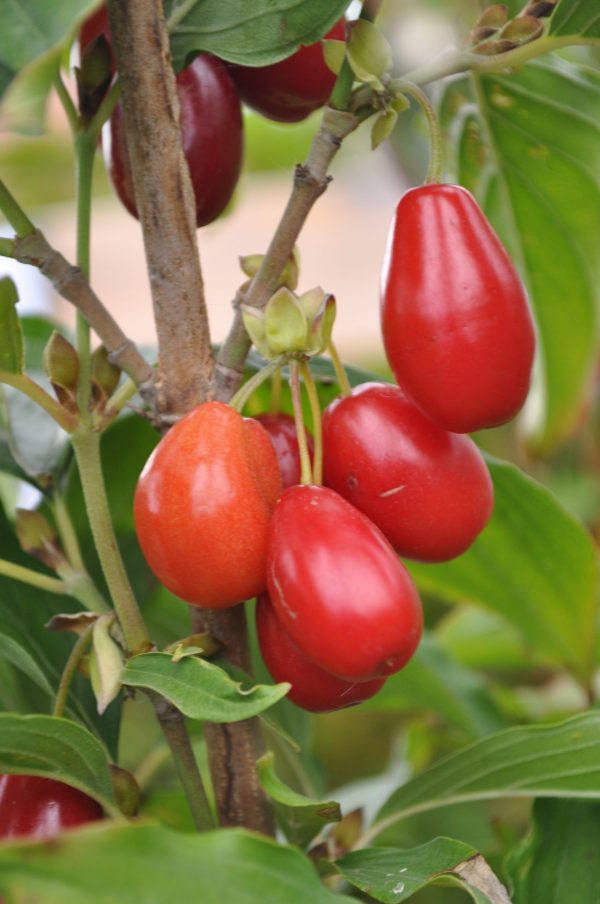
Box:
[256,594,385,712]
[381,184,536,433]
[133,402,282,607]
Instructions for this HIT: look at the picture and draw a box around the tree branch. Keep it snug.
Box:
[107,0,214,418]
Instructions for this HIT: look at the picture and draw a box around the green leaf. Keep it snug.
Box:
[0,629,54,697]
[0,1,98,131]
[371,110,398,150]
[0,824,354,904]
[0,712,119,816]
[122,651,290,722]
[0,277,23,374]
[337,840,511,904]
[347,20,392,90]
[440,59,600,450]
[436,606,537,673]
[364,633,507,738]
[165,0,349,70]
[508,799,600,903]
[257,752,341,848]
[550,0,600,38]
[407,456,599,685]
[372,711,600,840]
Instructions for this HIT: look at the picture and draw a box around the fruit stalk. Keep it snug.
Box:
[107,0,214,418]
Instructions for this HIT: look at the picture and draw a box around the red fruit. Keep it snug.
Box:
[267,485,422,682]
[322,383,493,562]
[103,54,243,227]
[255,412,314,489]
[381,184,536,433]
[0,774,102,840]
[134,402,282,608]
[256,593,385,712]
[227,19,346,123]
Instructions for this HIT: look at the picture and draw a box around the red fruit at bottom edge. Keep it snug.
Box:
[103,53,243,228]
[256,594,385,712]
[255,412,314,489]
[323,382,494,562]
[267,485,423,682]
[0,774,103,840]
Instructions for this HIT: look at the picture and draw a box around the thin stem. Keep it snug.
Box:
[71,429,150,654]
[52,494,86,574]
[289,361,313,486]
[328,340,352,397]
[0,373,77,432]
[150,693,216,831]
[53,623,95,718]
[0,558,67,595]
[299,360,323,485]
[58,567,110,614]
[54,73,79,134]
[229,359,285,413]
[75,132,97,421]
[396,81,443,183]
[0,181,35,238]
[0,237,15,257]
[269,368,282,415]
[104,377,139,419]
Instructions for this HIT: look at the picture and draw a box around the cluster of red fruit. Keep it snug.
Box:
[134,181,535,713]
[78,7,345,226]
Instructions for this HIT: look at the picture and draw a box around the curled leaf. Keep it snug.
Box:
[90,612,124,715]
[46,612,98,635]
[371,109,398,149]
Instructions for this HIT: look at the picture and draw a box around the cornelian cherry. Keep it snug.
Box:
[322,383,493,562]
[267,485,422,682]
[134,402,281,608]
[381,184,536,433]
[255,412,313,489]
[227,19,345,123]
[0,775,102,840]
[103,54,243,228]
[256,594,385,712]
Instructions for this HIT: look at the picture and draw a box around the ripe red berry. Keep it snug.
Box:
[256,593,385,712]
[381,184,536,433]
[255,412,314,489]
[322,383,494,562]
[0,774,102,840]
[227,19,346,123]
[103,54,243,228]
[267,485,422,682]
[134,402,282,608]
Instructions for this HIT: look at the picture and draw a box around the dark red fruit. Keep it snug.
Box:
[103,54,243,227]
[255,412,314,489]
[322,383,494,562]
[0,774,103,840]
[256,593,385,712]
[267,485,422,682]
[133,402,281,608]
[381,184,536,433]
[227,19,346,123]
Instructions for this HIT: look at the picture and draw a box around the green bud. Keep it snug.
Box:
[91,345,121,398]
[76,34,113,123]
[304,291,336,356]
[280,246,301,291]
[109,765,141,818]
[500,15,544,44]
[90,612,123,715]
[371,109,398,149]
[347,20,392,91]
[239,254,264,279]
[15,508,66,570]
[241,305,271,359]
[165,632,221,659]
[264,288,308,355]
[43,331,79,392]
[475,4,508,29]
[323,38,346,76]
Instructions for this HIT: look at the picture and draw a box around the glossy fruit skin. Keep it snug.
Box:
[256,593,385,712]
[0,775,103,840]
[103,54,243,227]
[322,383,494,562]
[227,19,345,123]
[267,485,422,682]
[381,184,536,433]
[134,402,282,608]
[255,412,314,489]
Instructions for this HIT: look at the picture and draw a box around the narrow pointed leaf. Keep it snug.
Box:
[550,0,600,38]
[0,277,24,374]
